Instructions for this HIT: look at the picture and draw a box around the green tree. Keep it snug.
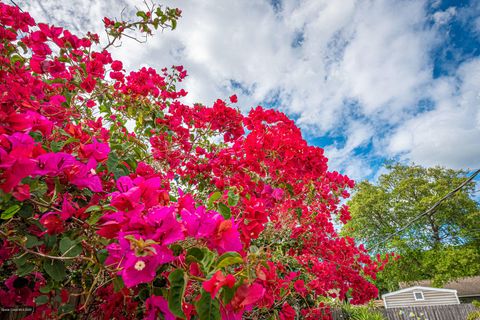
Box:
[343,163,480,293]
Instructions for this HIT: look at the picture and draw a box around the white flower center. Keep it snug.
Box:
[134,260,146,271]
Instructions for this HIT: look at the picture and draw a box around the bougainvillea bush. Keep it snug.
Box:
[0,3,387,319]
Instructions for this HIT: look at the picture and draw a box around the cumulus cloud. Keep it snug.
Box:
[387,58,480,169]
[324,121,375,180]
[432,7,456,26]
[16,0,480,179]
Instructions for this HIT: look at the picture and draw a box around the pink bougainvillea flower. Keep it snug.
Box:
[33,152,76,176]
[110,186,143,213]
[68,158,103,192]
[106,233,176,287]
[119,254,161,288]
[229,94,238,103]
[181,205,218,239]
[116,175,135,192]
[0,157,36,193]
[136,176,163,208]
[203,270,235,299]
[7,111,53,136]
[144,295,175,320]
[78,138,110,162]
[210,218,242,254]
[272,188,284,201]
[0,133,37,192]
[147,206,184,245]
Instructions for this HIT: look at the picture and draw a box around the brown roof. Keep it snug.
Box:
[400,276,480,297]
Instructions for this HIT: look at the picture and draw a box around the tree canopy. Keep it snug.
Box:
[344,163,480,293]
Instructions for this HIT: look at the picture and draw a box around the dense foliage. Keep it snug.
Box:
[0,3,384,319]
[344,163,480,293]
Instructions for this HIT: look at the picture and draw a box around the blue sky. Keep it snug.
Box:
[17,0,480,184]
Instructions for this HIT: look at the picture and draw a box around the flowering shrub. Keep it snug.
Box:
[0,3,387,319]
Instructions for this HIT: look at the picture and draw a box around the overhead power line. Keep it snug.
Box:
[369,168,480,251]
[9,0,24,12]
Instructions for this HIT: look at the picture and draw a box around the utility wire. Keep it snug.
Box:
[369,168,480,251]
[9,0,23,12]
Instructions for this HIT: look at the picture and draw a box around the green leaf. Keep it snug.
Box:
[217,203,231,219]
[1,204,20,219]
[222,285,236,304]
[227,191,240,207]
[17,41,28,54]
[86,210,103,225]
[168,269,187,319]
[43,260,67,282]
[10,54,23,64]
[85,205,101,213]
[106,152,119,173]
[96,249,108,264]
[50,141,65,152]
[29,131,43,142]
[285,183,294,196]
[25,234,43,249]
[59,303,75,314]
[113,163,129,179]
[136,11,147,19]
[295,207,302,221]
[16,263,35,276]
[113,276,124,292]
[14,253,30,267]
[208,191,222,207]
[186,247,204,263]
[170,244,183,256]
[171,19,177,30]
[18,204,34,218]
[35,295,49,305]
[39,282,54,294]
[59,237,82,257]
[195,289,221,320]
[216,252,243,269]
[43,234,57,249]
[201,249,216,272]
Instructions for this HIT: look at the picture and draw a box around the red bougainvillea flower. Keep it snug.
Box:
[222,283,266,319]
[111,60,123,71]
[280,302,296,320]
[40,213,64,235]
[202,270,235,299]
[0,273,45,308]
[294,279,307,297]
[12,184,30,201]
[0,2,387,318]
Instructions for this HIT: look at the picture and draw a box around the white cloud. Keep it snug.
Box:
[387,58,480,169]
[324,121,374,180]
[15,0,480,179]
[432,7,456,26]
